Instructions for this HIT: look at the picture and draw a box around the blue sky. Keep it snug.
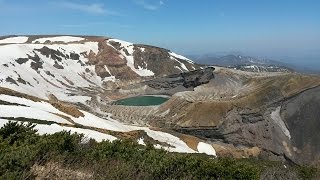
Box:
[0,0,320,67]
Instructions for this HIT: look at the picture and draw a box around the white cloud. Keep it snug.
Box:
[134,0,165,11]
[58,2,119,15]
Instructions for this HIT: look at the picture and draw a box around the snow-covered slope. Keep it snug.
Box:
[0,119,117,142]
[0,35,197,103]
[0,36,29,44]
[0,93,216,155]
[32,36,85,43]
[0,42,100,103]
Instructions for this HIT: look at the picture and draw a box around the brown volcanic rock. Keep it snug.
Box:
[95,65,111,79]
[96,42,127,66]
[86,50,98,64]
[146,68,320,164]
[107,66,140,80]
[133,45,199,76]
[171,70,320,164]
[85,40,139,79]
[35,46,67,61]
[167,72,320,129]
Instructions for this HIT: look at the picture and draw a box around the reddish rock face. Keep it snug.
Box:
[96,43,127,67]
[85,40,138,80]
[132,45,200,76]
[84,38,199,80]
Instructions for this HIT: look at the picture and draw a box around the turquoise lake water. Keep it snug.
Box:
[113,96,169,106]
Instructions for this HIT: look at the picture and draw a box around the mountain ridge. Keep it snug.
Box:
[0,35,199,102]
[189,53,320,74]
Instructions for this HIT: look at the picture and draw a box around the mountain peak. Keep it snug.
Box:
[0,35,199,102]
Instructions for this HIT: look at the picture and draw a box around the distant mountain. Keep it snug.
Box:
[188,54,294,73]
[277,56,320,75]
[189,54,320,74]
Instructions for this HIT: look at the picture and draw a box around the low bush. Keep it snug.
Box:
[0,121,317,179]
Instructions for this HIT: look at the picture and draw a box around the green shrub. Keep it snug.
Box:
[0,121,318,180]
[0,121,37,145]
[297,166,318,180]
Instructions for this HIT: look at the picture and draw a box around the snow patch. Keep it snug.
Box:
[142,128,196,153]
[244,65,260,72]
[0,36,28,44]
[159,109,170,117]
[73,111,133,132]
[169,52,194,64]
[0,95,71,114]
[0,119,117,142]
[71,110,197,153]
[174,65,183,72]
[137,137,146,145]
[0,105,72,124]
[271,106,291,139]
[32,36,85,43]
[197,142,216,156]
[170,53,189,71]
[61,96,92,104]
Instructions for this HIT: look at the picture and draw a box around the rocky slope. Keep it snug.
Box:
[150,67,320,165]
[0,35,199,104]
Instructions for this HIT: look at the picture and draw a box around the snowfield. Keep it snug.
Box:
[32,36,85,43]
[197,142,217,156]
[0,94,73,115]
[0,36,29,44]
[0,119,117,142]
[72,111,197,153]
[0,36,195,105]
[0,105,72,124]
[0,42,101,102]
[0,94,216,156]
[72,111,215,154]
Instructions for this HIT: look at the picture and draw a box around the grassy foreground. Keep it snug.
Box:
[0,121,317,179]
